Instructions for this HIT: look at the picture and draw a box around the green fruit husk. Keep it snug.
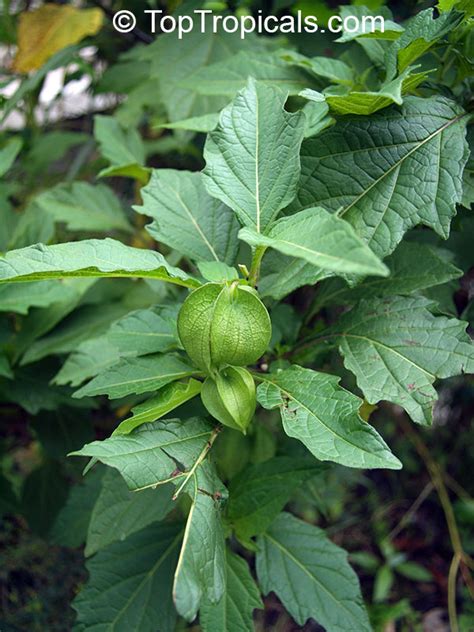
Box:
[201,366,256,433]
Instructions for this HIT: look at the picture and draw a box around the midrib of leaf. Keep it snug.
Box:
[255,90,261,233]
[174,188,219,261]
[106,531,182,631]
[172,472,198,600]
[338,112,467,218]
[115,332,173,338]
[258,375,380,457]
[88,367,195,390]
[83,430,211,461]
[0,268,198,288]
[263,236,365,264]
[262,531,356,620]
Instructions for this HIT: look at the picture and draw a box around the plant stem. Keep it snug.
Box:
[248,246,266,287]
[400,417,474,630]
[448,553,461,632]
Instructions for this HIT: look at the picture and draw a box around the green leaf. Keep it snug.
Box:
[94,115,148,182]
[21,461,69,537]
[200,550,263,632]
[73,354,195,399]
[181,51,311,98]
[0,137,22,177]
[282,51,353,85]
[73,522,182,632]
[53,337,121,387]
[302,98,334,138]
[0,353,13,379]
[0,364,95,415]
[203,78,305,233]
[259,250,330,300]
[293,97,469,259]
[312,241,462,310]
[6,202,55,251]
[385,8,464,79]
[257,365,401,469]
[135,169,239,264]
[50,467,104,548]
[21,301,131,366]
[106,305,179,356]
[10,279,95,363]
[227,457,323,542]
[0,238,198,287]
[396,561,433,582]
[85,467,174,556]
[114,379,202,435]
[149,28,265,126]
[197,261,239,283]
[159,112,220,133]
[336,5,403,43]
[319,67,427,116]
[70,417,215,491]
[256,512,371,631]
[33,410,94,458]
[239,207,388,277]
[54,306,179,387]
[373,564,394,602]
[328,296,474,424]
[0,280,80,314]
[33,181,132,233]
[26,131,88,174]
[173,462,226,621]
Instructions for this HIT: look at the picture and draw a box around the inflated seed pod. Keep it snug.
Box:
[201,366,256,433]
[177,282,271,372]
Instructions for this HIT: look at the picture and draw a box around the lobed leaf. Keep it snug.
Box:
[292,97,469,260]
[173,462,227,621]
[227,456,324,542]
[33,182,132,233]
[70,417,216,491]
[181,51,310,98]
[73,522,182,632]
[85,468,174,556]
[94,115,148,182]
[256,512,371,631]
[203,78,305,233]
[135,169,239,264]
[200,549,263,632]
[311,241,462,311]
[327,296,474,424]
[384,8,465,79]
[50,467,104,548]
[257,365,401,469]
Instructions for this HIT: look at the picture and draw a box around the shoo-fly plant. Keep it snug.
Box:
[0,2,473,631]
